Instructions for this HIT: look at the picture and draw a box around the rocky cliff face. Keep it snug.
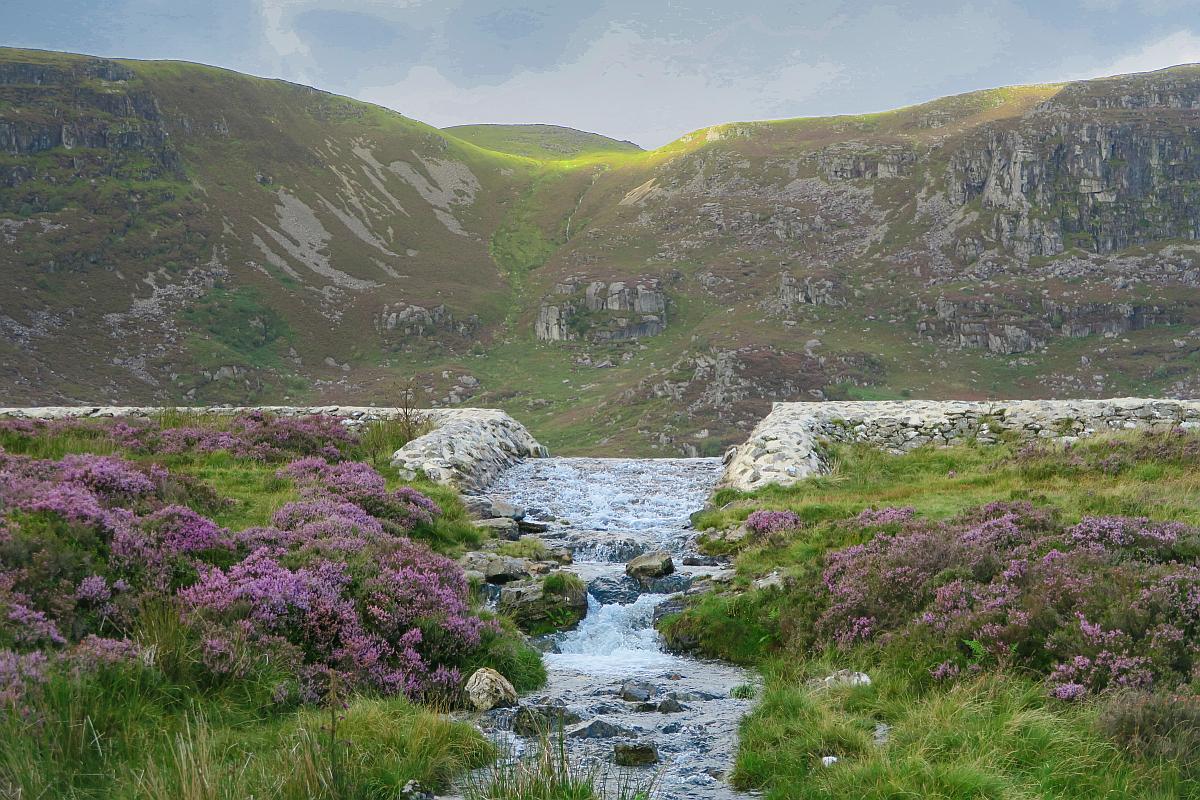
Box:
[534,279,668,342]
[5,49,1200,455]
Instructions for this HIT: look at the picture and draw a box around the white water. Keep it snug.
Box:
[482,457,751,799]
[548,594,679,673]
[486,457,722,534]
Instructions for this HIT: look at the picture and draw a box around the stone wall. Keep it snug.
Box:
[0,405,547,494]
[719,398,1200,490]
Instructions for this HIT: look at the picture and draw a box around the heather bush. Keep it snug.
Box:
[746,509,803,536]
[815,502,1200,695]
[1098,689,1200,778]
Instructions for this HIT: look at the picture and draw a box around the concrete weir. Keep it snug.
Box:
[0,405,547,494]
[719,398,1200,491]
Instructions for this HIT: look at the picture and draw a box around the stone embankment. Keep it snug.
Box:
[720,398,1200,490]
[0,405,547,494]
[389,409,548,492]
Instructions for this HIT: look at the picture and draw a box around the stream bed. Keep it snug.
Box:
[477,457,754,799]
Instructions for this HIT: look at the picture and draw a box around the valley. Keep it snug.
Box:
[2,48,1200,455]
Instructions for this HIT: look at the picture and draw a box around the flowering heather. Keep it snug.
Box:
[181,538,493,698]
[281,458,442,532]
[0,411,358,464]
[746,509,803,536]
[0,412,507,714]
[814,501,1200,697]
[147,412,356,462]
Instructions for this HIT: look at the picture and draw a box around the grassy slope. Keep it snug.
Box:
[4,49,1200,456]
[0,418,543,799]
[664,430,1200,797]
[443,123,643,161]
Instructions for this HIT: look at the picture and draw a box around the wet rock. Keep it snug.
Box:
[588,575,641,605]
[492,499,526,520]
[592,703,623,715]
[626,550,674,580]
[662,721,683,734]
[513,704,582,736]
[518,519,550,533]
[497,577,588,633]
[614,741,659,766]
[652,597,686,625]
[633,702,657,713]
[465,668,518,711]
[670,690,721,701]
[645,574,693,594]
[476,517,520,540]
[528,633,563,653]
[462,496,493,519]
[568,719,632,739]
[400,780,434,800]
[619,680,657,702]
[806,669,872,690]
[657,697,686,713]
[682,555,724,566]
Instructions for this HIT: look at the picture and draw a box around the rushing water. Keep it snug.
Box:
[480,458,754,800]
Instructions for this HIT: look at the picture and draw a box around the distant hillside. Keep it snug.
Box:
[3,47,1200,455]
[443,123,643,161]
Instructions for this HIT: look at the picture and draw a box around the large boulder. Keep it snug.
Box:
[464,668,518,711]
[614,741,659,766]
[497,575,588,633]
[625,550,674,581]
[567,719,632,739]
[588,575,640,605]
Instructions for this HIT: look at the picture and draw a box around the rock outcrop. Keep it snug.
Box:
[535,278,668,342]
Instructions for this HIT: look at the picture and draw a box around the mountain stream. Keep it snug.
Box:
[475,458,754,799]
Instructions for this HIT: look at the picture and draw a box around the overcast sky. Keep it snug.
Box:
[5,1,1200,149]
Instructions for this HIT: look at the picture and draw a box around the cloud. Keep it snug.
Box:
[358,23,842,149]
[1062,29,1200,80]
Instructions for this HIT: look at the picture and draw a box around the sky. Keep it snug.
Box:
[5,1,1200,150]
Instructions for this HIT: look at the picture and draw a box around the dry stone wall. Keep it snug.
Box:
[720,398,1200,490]
[0,405,547,494]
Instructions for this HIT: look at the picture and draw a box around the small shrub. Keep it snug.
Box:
[1098,689,1200,778]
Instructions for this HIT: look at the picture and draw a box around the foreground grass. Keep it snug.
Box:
[665,429,1200,798]
[737,657,1188,799]
[697,430,1200,537]
[2,685,491,800]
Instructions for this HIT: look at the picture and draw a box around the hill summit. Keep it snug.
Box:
[2,47,1199,454]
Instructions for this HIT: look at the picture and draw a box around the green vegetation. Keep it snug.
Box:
[0,413,544,798]
[666,430,1200,798]
[736,661,1181,799]
[444,124,643,162]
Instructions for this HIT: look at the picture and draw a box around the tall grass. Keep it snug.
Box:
[735,657,1193,799]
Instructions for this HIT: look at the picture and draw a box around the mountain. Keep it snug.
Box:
[441,124,643,161]
[2,47,1200,455]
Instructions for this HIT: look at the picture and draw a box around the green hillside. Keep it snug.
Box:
[443,123,643,161]
[3,47,1200,455]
